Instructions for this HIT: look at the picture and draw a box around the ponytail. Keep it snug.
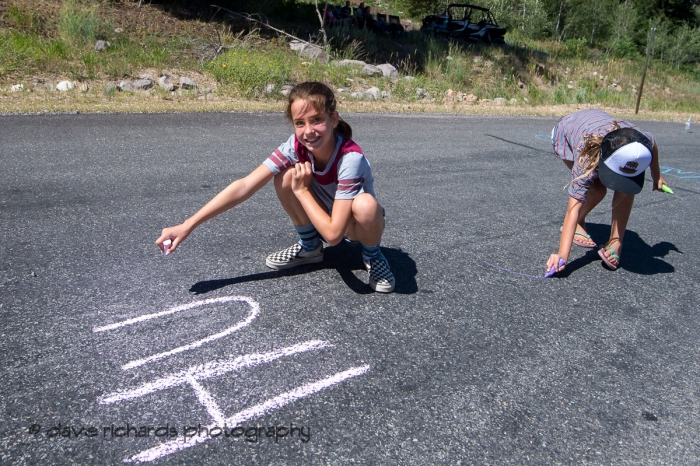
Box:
[335,118,352,139]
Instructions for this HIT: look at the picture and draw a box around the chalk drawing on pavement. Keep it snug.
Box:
[94,296,369,463]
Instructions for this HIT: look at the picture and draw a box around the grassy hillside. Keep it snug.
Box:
[1,0,699,119]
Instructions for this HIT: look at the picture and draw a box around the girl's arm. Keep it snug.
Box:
[291,162,352,246]
[648,141,668,191]
[546,196,582,273]
[156,164,274,253]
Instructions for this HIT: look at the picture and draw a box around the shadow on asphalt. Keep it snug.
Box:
[558,223,680,276]
[189,241,418,295]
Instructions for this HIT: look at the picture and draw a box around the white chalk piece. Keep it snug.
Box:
[162,239,172,256]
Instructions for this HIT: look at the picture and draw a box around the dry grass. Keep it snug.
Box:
[1,87,697,122]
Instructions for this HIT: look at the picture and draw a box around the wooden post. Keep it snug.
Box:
[635,24,656,114]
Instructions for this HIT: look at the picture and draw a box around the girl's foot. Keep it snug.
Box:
[561,225,597,248]
[598,239,622,270]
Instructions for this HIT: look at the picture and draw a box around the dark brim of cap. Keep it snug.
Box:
[598,162,644,194]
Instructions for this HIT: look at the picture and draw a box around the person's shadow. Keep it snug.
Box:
[558,222,680,276]
[189,241,417,295]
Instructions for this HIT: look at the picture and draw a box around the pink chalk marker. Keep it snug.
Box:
[162,239,172,257]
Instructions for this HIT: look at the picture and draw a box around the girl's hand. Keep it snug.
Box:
[546,254,566,274]
[155,224,192,254]
[651,174,669,192]
[291,162,313,195]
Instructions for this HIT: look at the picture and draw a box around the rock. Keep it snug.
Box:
[118,80,133,92]
[416,88,425,98]
[302,46,329,63]
[114,27,123,33]
[593,71,598,76]
[364,87,380,100]
[32,78,45,85]
[158,75,174,91]
[464,94,478,103]
[567,81,574,89]
[381,90,391,99]
[361,64,383,77]
[56,81,74,91]
[376,63,398,80]
[351,87,380,100]
[445,89,456,100]
[493,97,507,105]
[95,40,110,51]
[132,79,152,90]
[281,84,294,97]
[139,73,154,80]
[289,40,307,51]
[265,83,275,94]
[10,84,24,92]
[665,87,671,95]
[203,88,213,94]
[333,59,366,67]
[179,77,197,89]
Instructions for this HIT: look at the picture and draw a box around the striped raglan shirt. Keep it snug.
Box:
[551,109,654,202]
[264,134,375,211]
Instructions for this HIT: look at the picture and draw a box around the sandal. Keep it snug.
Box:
[573,231,596,248]
[598,245,620,271]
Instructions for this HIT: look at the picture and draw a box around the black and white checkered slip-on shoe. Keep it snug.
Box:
[265,243,323,270]
[364,257,395,293]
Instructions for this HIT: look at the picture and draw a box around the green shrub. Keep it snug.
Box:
[208,47,291,96]
[58,0,108,44]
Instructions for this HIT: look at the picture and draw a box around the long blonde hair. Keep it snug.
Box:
[576,121,621,181]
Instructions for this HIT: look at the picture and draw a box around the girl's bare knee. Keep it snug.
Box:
[352,194,380,224]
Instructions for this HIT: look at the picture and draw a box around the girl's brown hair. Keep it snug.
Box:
[284,82,352,139]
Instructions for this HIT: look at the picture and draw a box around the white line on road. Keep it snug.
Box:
[124,365,370,463]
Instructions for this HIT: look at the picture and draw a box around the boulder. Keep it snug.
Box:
[132,79,152,90]
[56,81,75,91]
[376,63,398,80]
[361,64,383,77]
[95,40,110,51]
[180,77,197,89]
[158,75,174,91]
[289,40,307,51]
[351,87,380,100]
[281,84,294,97]
[333,59,366,67]
[118,80,133,92]
[300,45,329,63]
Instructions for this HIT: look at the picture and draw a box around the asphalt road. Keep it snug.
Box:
[1,112,699,465]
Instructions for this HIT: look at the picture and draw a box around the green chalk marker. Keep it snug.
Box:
[661,185,674,194]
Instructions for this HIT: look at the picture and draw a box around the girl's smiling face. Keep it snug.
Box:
[291,99,338,157]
